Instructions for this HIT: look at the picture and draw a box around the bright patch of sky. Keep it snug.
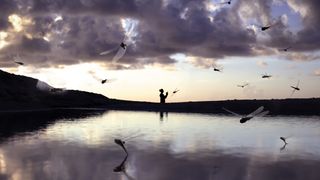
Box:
[271,1,303,32]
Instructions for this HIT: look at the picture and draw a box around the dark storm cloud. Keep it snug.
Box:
[21,36,51,53]
[0,0,18,30]
[293,0,320,51]
[0,0,320,69]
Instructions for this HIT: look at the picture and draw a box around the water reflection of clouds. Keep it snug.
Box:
[41,111,320,158]
[0,136,319,179]
[0,111,319,179]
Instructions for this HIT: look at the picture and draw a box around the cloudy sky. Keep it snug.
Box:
[0,0,319,102]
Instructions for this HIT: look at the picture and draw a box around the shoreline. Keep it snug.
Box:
[1,98,319,116]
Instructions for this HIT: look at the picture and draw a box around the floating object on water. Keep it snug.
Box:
[223,106,269,123]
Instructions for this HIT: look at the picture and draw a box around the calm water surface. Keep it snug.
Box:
[0,110,320,180]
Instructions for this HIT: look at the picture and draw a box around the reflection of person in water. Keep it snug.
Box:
[159,111,168,121]
[159,89,168,103]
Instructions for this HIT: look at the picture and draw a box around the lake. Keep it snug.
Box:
[0,110,320,180]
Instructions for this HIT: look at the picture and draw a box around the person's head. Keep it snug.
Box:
[159,89,164,93]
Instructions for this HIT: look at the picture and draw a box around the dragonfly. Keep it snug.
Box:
[13,54,24,65]
[101,78,116,84]
[237,83,249,88]
[114,130,144,155]
[212,64,223,72]
[262,73,272,79]
[223,106,269,123]
[255,21,279,31]
[219,0,232,5]
[100,22,136,62]
[279,46,291,52]
[99,41,128,62]
[171,88,180,96]
[290,80,300,97]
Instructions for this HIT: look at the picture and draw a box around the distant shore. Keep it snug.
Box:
[2,98,318,116]
[106,98,320,116]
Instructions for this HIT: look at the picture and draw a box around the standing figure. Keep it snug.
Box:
[159,89,168,104]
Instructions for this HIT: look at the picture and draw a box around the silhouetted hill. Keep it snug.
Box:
[0,70,110,110]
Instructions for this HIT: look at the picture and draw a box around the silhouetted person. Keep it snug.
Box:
[159,89,168,104]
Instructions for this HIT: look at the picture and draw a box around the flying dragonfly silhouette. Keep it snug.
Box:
[262,73,272,79]
[237,83,249,88]
[257,21,279,31]
[212,64,223,72]
[279,46,291,52]
[290,80,300,96]
[101,78,116,84]
[219,0,232,5]
[171,88,180,96]
[88,71,116,84]
[13,54,24,65]
[100,41,127,62]
[223,106,269,123]
[100,22,136,62]
[114,131,144,155]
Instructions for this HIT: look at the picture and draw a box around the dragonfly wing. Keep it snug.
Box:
[290,88,295,97]
[100,47,117,55]
[122,130,142,141]
[112,47,126,62]
[124,133,144,141]
[248,106,264,117]
[256,110,269,117]
[222,107,241,117]
[297,80,300,87]
[105,78,117,83]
